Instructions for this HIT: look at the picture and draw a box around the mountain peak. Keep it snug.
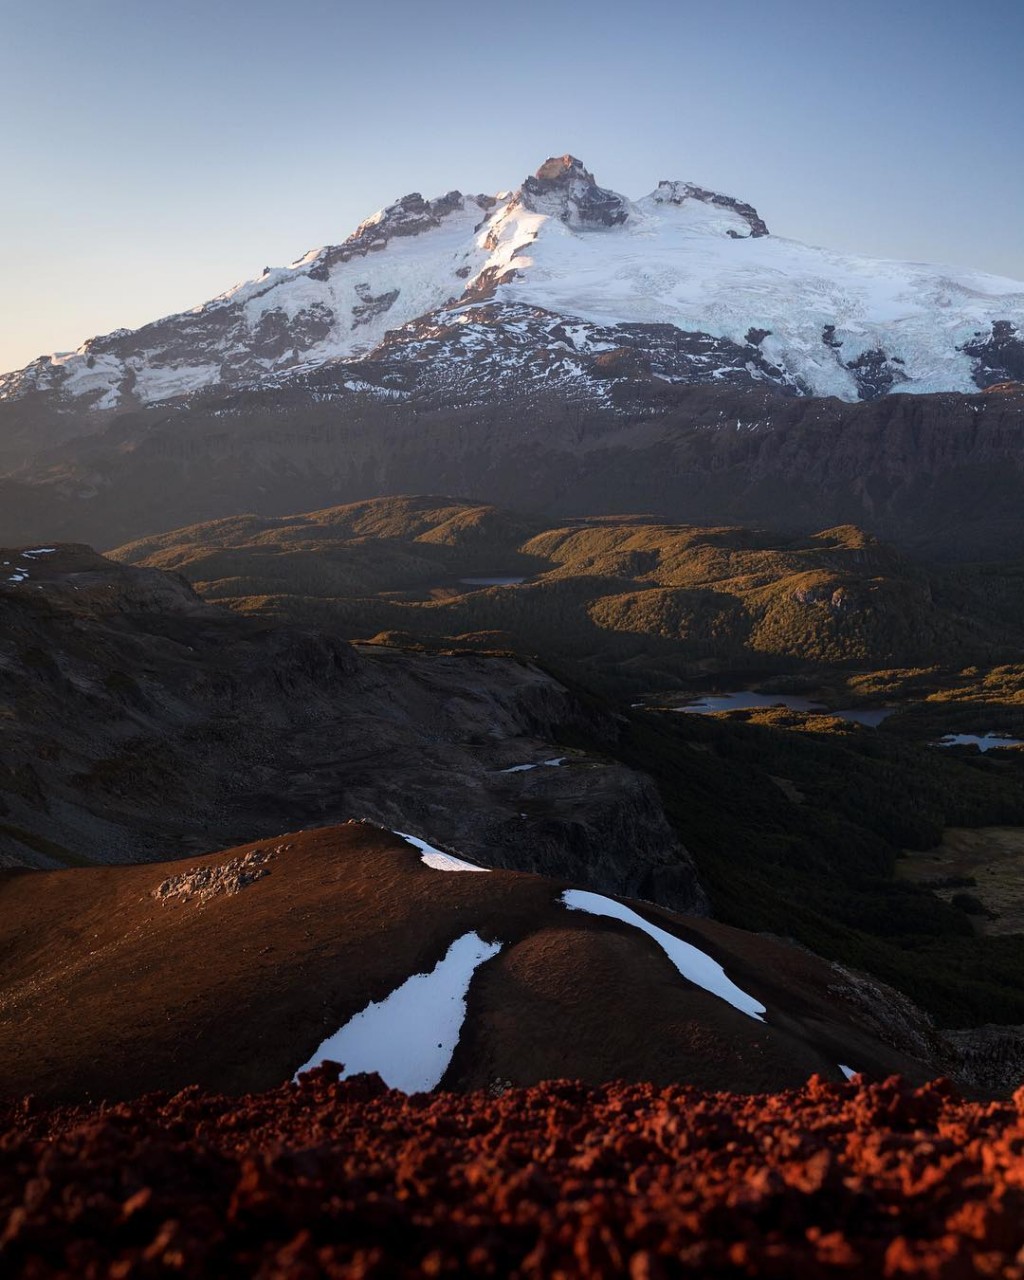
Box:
[520,155,629,228]
[533,154,594,183]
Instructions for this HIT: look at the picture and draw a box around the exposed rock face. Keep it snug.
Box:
[611,320,798,388]
[520,154,630,227]
[351,284,399,328]
[942,1024,1024,1094]
[0,545,705,913]
[827,962,944,1065]
[962,319,1024,387]
[650,178,770,237]
[3,381,1024,560]
[362,301,806,399]
[313,189,491,276]
[844,346,909,399]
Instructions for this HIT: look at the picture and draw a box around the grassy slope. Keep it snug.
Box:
[110,498,1024,688]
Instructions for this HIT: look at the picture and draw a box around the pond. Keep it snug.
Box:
[674,692,894,727]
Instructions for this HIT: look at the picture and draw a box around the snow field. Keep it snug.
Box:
[294,931,502,1091]
[562,889,766,1021]
[498,757,566,774]
[394,830,489,872]
[9,165,1022,407]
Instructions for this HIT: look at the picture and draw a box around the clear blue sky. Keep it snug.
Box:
[2,0,1022,372]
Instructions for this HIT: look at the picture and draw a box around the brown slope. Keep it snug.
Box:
[0,822,937,1104]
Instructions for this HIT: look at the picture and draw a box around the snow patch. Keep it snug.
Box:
[132,361,224,401]
[294,931,502,1090]
[499,757,567,774]
[394,830,489,873]
[936,733,1024,752]
[562,889,766,1021]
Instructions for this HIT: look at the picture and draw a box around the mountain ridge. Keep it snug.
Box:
[3,154,1022,419]
[0,820,950,1102]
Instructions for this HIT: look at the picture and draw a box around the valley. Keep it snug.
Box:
[109,495,1024,732]
[4,506,1024,1043]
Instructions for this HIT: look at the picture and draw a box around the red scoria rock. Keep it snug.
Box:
[2,1069,1024,1278]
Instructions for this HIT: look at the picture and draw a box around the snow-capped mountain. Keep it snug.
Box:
[2,154,1023,414]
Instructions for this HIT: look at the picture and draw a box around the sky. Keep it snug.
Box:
[1,0,1022,372]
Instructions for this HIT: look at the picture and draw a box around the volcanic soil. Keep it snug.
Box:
[3,1068,1024,1278]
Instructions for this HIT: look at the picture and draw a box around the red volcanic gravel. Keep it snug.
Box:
[3,1067,1024,1278]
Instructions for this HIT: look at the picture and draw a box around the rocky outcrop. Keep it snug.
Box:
[649,178,770,237]
[313,189,492,276]
[844,346,909,399]
[351,284,399,328]
[942,1024,1024,1094]
[152,846,277,904]
[520,154,630,227]
[961,319,1024,388]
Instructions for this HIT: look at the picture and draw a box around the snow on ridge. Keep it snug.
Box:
[4,157,1023,406]
[497,204,1024,400]
[294,930,502,1091]
[394,830,489,873]
[562,889,766,1021]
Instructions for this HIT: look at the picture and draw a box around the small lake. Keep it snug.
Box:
[674,692,894,728]
[936,733,1024,752]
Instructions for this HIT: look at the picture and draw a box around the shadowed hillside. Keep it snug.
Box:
[0,822,945,1103]
[0,542,701,912]
[6,537,1024,1033]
